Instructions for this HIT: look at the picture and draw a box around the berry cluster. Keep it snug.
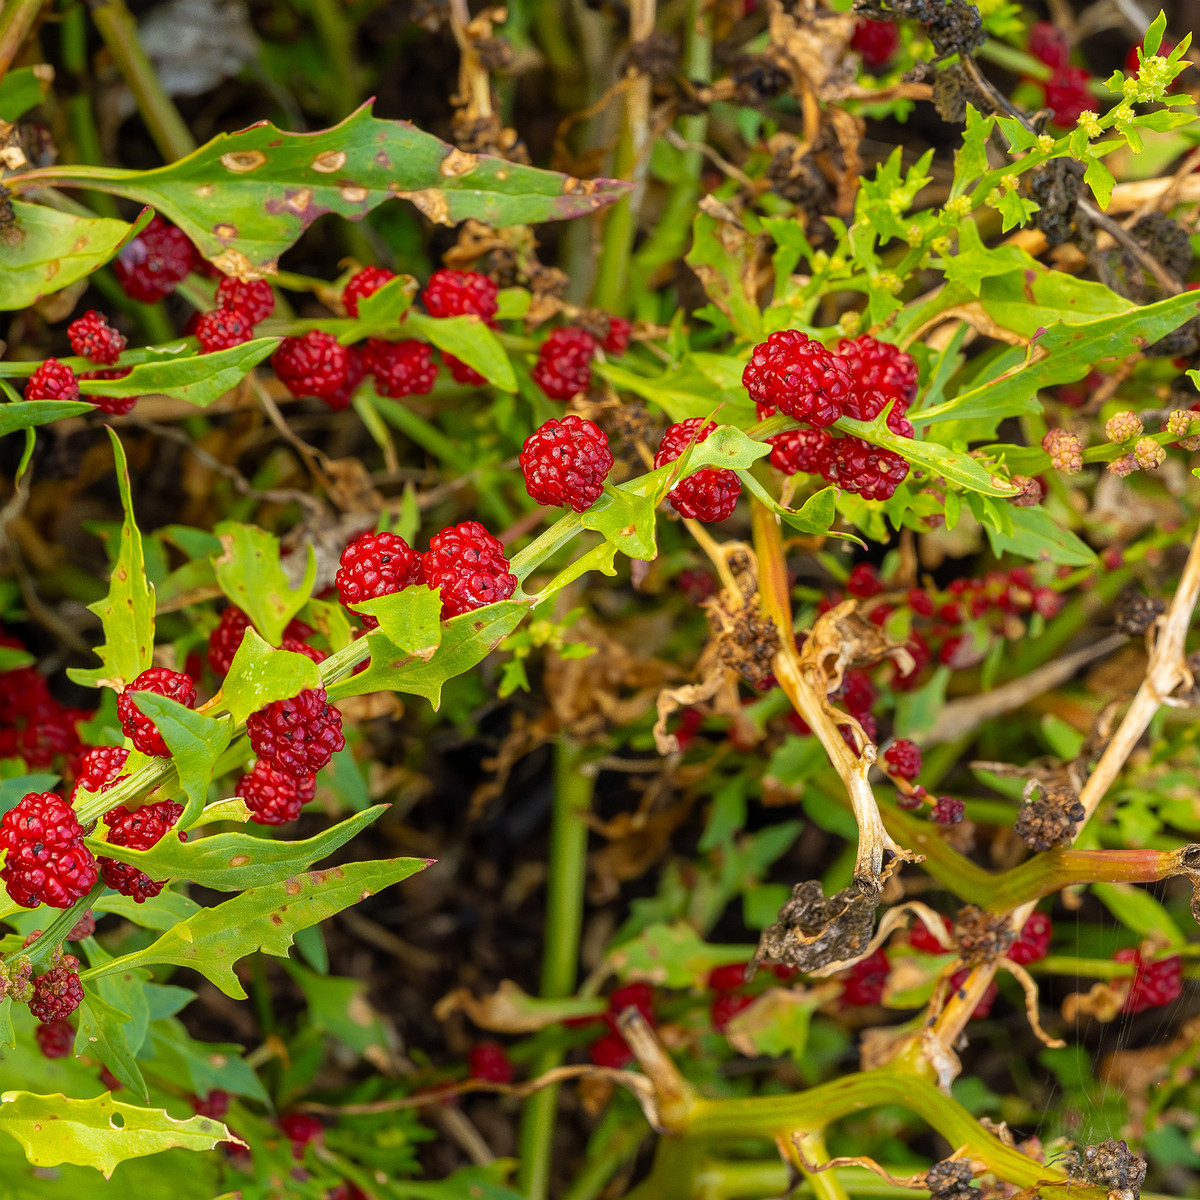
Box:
[520,415,614,511]
[97,801,186,903]
[0,792,98,909]
[113,216,196,304]
[840,948,890,1006]
[117,668,198,757]
[207,608,320,676]
[1026,22,1093,125]
[851,18,899,70]
[706,962,756,1033]
[655,419,741,522]
[531,327,596,400]
[1114,947,1183,1014]
[423,267,499,385]
[587,981,656,1068]
[0,643,88,771]
[747,332,917,502]
[467,1041,514,1084]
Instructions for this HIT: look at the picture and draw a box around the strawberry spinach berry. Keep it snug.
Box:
[70,745,130,799]
[272,331,363,410]
[423,521,518,618]
[520,415,613,512]
[336,530,425,628]
[655,419,741,522]
[113,216,195,303]
[1007,912,1052,966]
[35,1019,75,1059]
[67,311,126,365]
[216,277,275,323]
[363,338,439,398]
[342,266,397,316]
[117,668,198,757]
[0,792,98,908]
[237,760,317,825]
[25,358,80,402]
[98,801,186,903]
[743,329,854,427]
[531,327,597,401]
[195,307,255,354]
[467,1041,514,1083]
[29,957,85,1022]
[883,738,922,781]
[247,688,345,776]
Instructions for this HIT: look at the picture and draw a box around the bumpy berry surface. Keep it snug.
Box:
[710,992,754,1033]
[272,331,361,408]
[195,308,255,353]
[67,910,96,940]
[837,336,919,407]
[842,948,889,1006]
[422,269,499,322]
[884,738,922,781]
[1008,912,1052,966]
[30,958,84,1022]
[117,668,198,757]
[208,607,252,675]
[79,367,136,415]
[247,688,345,775]
[706,963,749,991]
[71,745,130,799]
[1116,948,1183,1014]
[743,330,854,427]
[216,277,275,323]
[520,415,613,512]
[67,311,126,365]
[26,359,80,403]
[1044,66,1092,126]
[35,1019,75,1059]
[846,563,883,597]
[1029,20,1069,69]
[0,792,98,908]
[336,530,424,628]
[113,217,195,303]
[531,327,597,401]
[468,1041,514,1083]
[655,419,741,522]
[363,338,438,397]
[768,427,831,475]
[193,1089,231,1119]
[282,635,326,664]
[589,1031,633,1068]
[280,1113,325,1156]
[817,435,909,501]
[931,795,965,826]
[237,759,317,825]
[602,315,631,355]
[851,18,899,68]
[98,801,185,902]
[605,982,655,1032]
[342,266,396,316]
[423,521,518,618]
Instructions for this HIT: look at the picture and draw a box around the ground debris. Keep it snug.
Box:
[753,879,876,972]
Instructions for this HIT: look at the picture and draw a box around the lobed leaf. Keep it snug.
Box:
[353,587,443,659]
[84,340,278,407]
[82,858,430,998]
[211,522,316,646]
[0,1091,231,1178]
[218,627,321,725]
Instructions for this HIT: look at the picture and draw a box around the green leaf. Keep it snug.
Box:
[329,600,530,709]
[594,360,755,425]
[685,212,764,340]
[281,961,392,1056]
[74,993,147,1101]
[917,290,1200,426]
[607,922,752,988]
[0,398,93,434]
[149,1022,270,1105]
[1092,881,1185,947]
[83,858,430,998]
[722,987,828,1060]
[212,522,316,645]
[0,1091,230,1178]
[580,485,661,561]
[354,586,443,659]
[67,430,155,690]
[84,340,278,407]
[87,806,388,892]
[1084,153,1115,210]
[403,311,516,391]
[336,275,417,343]
[0,999,13,1050]
[0,68,49,122]
[17,103,629,272]
[126,693,232,818]
[218,628,321,724]
[0,203,133,310]
[1144,11,1167,57]
[983,505,1096,566]
[686,424,771,471]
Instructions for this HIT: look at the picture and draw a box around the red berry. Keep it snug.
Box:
[0,792,98,908]
[67,311,126,365]
[1044,66,1092,126]
[838,669,876,720]
[846,563,883,598]
[363,339,438,398]
[706,962,749,991]
[422,269,499,322]
[117,668,197,757]
[851,18,899,69]
[1116,949,1183,1014]
[883,738,922,781]
[531,327,597,401]
[30,957,84,1022]
[26,359,80,403]
[909,916,952,953]
[247,688,345,776]
[837,335,918,407]
[113,217,195,303]
[817,435,909,502]
[423,521,518,619]
[216,277,275,323]
[606,981,655,1030]
[98,800,185,902]
[336,531,424,628]
[79,367,136,415]
[931,795,965,826]
[195,308,255,353]
[97,1064,123,1091]
[743,330,854,427]
[236,759,317,825]
[768,427,831,475]
[589,1031,633,1068]
[948,968,999,1019]
[1008,912,1052,966]
[520,415,613,512]
[1032,587,1063,619]
[908,588,934,617]
[444,353,488,386]
[468,1041,514,1083]
[35,1018,75,1059]
[711,992,754,1033]
[193,1089,231,1119]
[70,745,130,799]
[279,1113,324,1157]
[1029,21,1069,70]
[272,331,362,409]
[655,419,741,522]
[208,607,251,675]
[841,948,889,1006]
[603,316,631,355]
[343,266,396,317]
[281,636,326,664]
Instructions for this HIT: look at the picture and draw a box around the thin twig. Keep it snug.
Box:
[250,374,332,491]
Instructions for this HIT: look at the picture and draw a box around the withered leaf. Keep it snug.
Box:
[754,880,877,972]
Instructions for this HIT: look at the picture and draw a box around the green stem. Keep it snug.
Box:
[86,0,196,162]
[21,882,105,972]
[0,0,45,79]
[516,739,594,1200]
[306,0,359,118]
[693,1161,922,1200]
